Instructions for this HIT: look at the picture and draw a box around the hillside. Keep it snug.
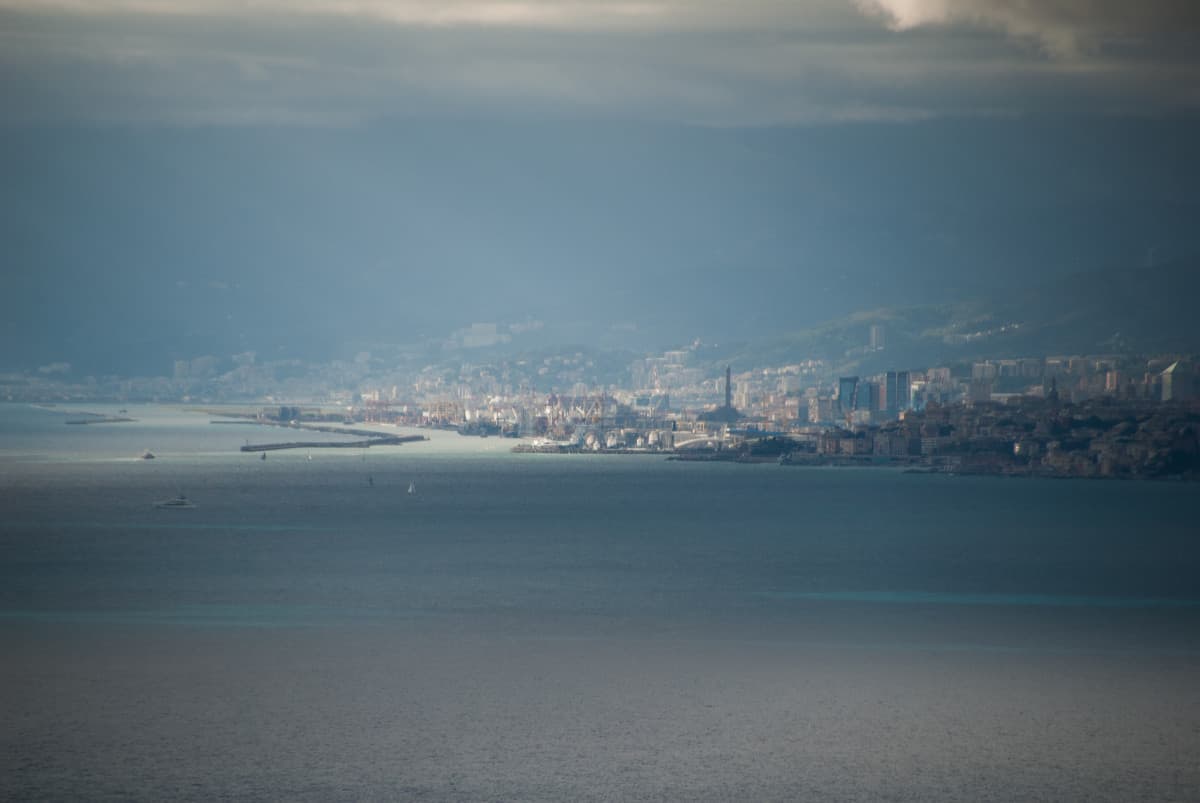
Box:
[725,260,1199,375]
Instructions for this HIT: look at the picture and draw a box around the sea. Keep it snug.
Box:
[1,403,1198,801]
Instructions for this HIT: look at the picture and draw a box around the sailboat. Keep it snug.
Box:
[260,451,267,461]
[407,481,415,495]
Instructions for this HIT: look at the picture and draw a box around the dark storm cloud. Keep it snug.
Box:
[0,0,1198,126]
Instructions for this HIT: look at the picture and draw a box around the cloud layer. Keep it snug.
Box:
[857,0,1200,56]
[1,0,1198,126]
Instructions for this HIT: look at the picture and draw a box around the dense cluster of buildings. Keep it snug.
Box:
[5,328,1197,478]
[779,393,1199,479]
[341,350,1198,478]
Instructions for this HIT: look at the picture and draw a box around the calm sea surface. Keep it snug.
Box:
[2,403,1198,800]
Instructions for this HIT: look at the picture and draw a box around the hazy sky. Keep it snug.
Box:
[2,1,1198,373]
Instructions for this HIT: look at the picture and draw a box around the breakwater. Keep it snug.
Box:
[212,417,428,452]
[239,434,426,452]
[65,416,135,425]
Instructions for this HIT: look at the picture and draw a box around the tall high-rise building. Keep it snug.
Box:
[838,376,859,415]
[885,370,911,413]
[725,365,732,410]
[869,324,886,350]
[861,381,882,412]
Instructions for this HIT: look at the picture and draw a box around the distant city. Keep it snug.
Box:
[9,322,1198,480]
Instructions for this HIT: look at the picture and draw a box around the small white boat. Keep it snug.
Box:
[155,494,195,509]
[407,481,415,494]
[141,450,156,460]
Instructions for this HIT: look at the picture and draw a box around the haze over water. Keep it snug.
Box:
[2,404,1199,800]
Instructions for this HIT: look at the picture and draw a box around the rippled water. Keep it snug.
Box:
[2,403,1198,800]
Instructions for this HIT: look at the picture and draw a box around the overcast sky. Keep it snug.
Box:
[3,0,1199,125]
[2,1,1198,373]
